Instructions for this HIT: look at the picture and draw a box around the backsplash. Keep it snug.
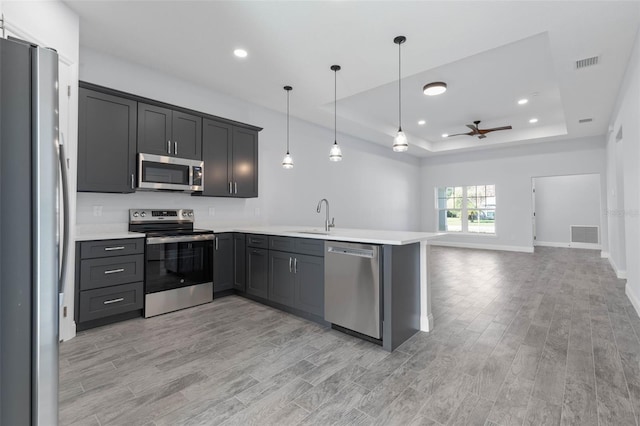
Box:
[76,191,267,228]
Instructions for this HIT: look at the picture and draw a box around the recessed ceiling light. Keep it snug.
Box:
[418,120,426,125]
[233,48,248,58]
[423,82,447,96]
[529,118,538,124]
[442,133,449,138]
[518,98,528,105]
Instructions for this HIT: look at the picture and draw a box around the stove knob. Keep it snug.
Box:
[188,212,193,217]
[182,212,187,217]
[140,212,146,217]
[133,212,139,217]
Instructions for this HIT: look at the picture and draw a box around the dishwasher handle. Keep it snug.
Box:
[327,246,375,259]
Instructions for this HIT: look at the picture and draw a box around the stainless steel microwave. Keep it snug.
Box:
[138,153,203,192]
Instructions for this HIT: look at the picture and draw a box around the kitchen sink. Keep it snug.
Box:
[294,230,331,235]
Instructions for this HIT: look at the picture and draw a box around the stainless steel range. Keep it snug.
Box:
[129,209,214,317]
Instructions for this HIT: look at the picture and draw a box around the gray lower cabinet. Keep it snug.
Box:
[75,238,145,330]
[293,254,324,317]
[246,247,269,299]
[268,251,296,307]
[78,88,137,193]
[233,233,246,291]
[213,233,233,292]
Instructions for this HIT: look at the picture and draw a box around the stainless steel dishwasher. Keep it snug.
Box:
[324,241,381,340]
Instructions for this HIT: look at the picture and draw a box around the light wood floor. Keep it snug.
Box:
[60,246,640,425]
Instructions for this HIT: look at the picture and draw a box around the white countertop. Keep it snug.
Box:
[75,224,145,242]
[219,226,443,246]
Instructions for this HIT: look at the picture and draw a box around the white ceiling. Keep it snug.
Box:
[64,1,640,157]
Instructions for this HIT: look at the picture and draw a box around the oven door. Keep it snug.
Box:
[145,238,213,294]
[138,153,203,191]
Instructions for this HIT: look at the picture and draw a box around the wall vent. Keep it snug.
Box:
[570,226,599,244]
[576,56,599,69]
[578,118,593,124]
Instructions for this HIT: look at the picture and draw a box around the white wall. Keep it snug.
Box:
[0,0,79,341]
[533,174,601,247]
[77,48,422,232]
[420,137,607,252]
[607,28,640,312]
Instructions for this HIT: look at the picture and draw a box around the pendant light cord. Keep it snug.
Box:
[286,90,290,154]
[334,68,337,143]
[398,41,402,130]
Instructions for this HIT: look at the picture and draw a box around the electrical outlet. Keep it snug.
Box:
[208,207,215,216]
[92,205,103,217]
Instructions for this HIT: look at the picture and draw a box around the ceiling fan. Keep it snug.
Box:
[447,120,512,139]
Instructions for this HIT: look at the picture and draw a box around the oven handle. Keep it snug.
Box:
[146,234,216,245]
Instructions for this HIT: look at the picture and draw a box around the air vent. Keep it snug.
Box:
[571,226,599,244]
[578,118,593,124]
[576,56,599,69]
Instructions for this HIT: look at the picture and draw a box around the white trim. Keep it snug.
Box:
[429,240,534,253]
[626,284,640,317]
[601,251,610,259]
[534,241,601,250]
[608,255,627,279]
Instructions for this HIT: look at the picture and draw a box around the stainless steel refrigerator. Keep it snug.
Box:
[1,36,67,425]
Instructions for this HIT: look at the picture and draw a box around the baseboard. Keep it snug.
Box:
[608,255,627,279]
[429,240,534,253]
[534,241,601,250]
[626,284,640,317]
[601,251,610,259]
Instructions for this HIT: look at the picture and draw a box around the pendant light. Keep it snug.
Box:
[282,86,294,169]
[329,65,343,161]
[393,36,408,152]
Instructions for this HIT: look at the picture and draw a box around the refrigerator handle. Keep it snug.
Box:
[58,133,70,295]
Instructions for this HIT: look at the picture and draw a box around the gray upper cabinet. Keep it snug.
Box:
[78,88,137,193]
[213,233,234,293]
[201,118,258,198]
[138,103,202,160]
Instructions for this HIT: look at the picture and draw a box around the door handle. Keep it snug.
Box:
[289,257,293,273]
[167,140,171,154]
[229,182,232,194]
[234,182,238,194]
[294,258,298,274]
[104,268,125,275]
[131,174,135,190]
[215,236,218,250]
[104,246,125,251]
[174,141,178,156]
[103,297,124,305]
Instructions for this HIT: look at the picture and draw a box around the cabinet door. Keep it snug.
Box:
[172,111,202,160]
[137,103,172,156]
[201,119,232,196]
[294,254,324,317]
[268,251,295,308]
[213,233,233,292]
[246,247,268,299]
[233,233,246,291]
[78,88,137,193]
[231,127,258,198]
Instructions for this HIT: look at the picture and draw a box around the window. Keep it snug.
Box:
[436,185,495,234]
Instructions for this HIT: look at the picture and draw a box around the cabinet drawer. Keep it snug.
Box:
[79,282,143,323]
[294,238,325,257]
[269,236,295,252]
[80,254,144,290]
[246,234,268,249]
[80,238,144,259]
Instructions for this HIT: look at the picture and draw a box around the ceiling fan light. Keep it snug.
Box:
[392,129,408,152]
[329,142,342,161]
[282,152,294,169]
[423,82,447,96]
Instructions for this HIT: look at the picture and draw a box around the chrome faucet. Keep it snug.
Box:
[316,198,335,232]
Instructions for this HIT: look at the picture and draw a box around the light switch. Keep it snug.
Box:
[92,205,102,217]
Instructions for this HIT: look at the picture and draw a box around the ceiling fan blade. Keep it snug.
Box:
[466,124,478,131]
[446,132,474,137]
[478,134,487,139]
[483,125,513,133]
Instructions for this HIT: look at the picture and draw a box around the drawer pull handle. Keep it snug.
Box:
[104,246,125,251]
[103,298,124,305]
[104,268,125,275]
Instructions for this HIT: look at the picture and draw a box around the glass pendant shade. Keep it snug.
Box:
[329,142,342,161]
[282,152,294,169]
[392,129,408,152]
